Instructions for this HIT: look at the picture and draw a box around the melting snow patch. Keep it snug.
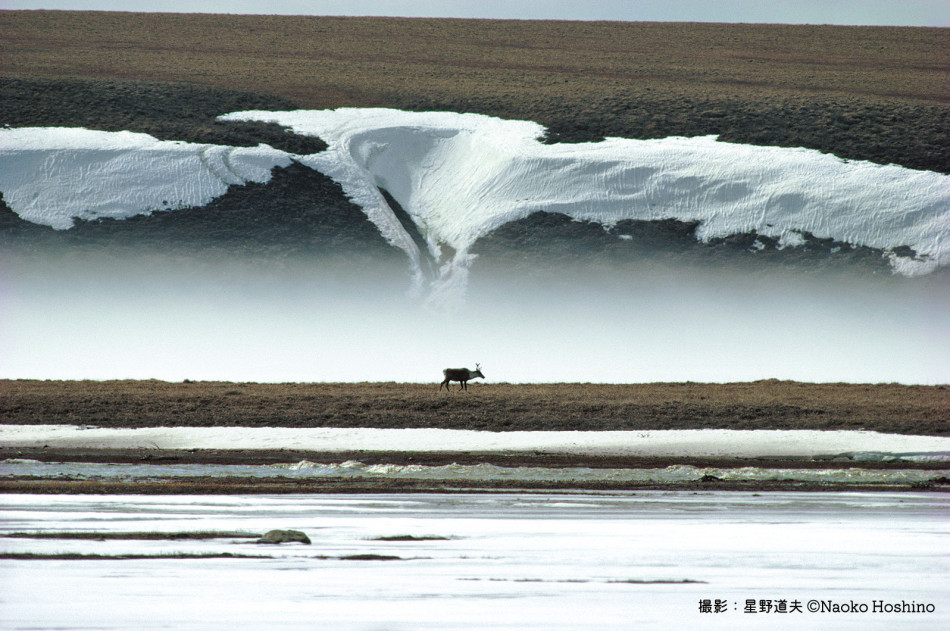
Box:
[2,425,949,460]
[849,451,950,463]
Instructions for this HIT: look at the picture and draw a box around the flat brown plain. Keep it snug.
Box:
[1,380,946,435]
[3,12,946,105]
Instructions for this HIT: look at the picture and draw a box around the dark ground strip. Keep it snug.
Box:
[2,381,946,436]
[2,447,946,470]
[0,552,267,560]
[3,14,948,173]
[0,552,408,561]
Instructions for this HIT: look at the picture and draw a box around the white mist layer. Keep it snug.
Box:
[3,251,948,383]
[222,108,950,300]
[0,127,292,229]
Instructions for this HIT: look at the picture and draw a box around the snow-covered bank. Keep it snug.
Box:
[3,425,948,460]
[222,108,950,291]
[0,127,291,230]
[2,110,949,298]
[4,112,948,384]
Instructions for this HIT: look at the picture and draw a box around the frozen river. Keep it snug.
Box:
[1,491,946,630]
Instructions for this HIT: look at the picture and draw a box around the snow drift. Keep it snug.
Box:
[0,127,292,230]
[3,425,949,459]
[1,109,949,301]
[221,108,950,295]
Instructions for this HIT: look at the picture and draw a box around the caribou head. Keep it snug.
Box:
[439,363,484,391]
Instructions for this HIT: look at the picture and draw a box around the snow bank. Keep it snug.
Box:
[0,127,292,229]
[222,108,950,294]
[4,111,949,298]
[3,425,949,460]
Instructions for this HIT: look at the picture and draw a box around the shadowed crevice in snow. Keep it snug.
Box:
[378,187,438,281]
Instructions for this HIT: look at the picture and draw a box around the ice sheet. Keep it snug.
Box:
[1,492,946,630]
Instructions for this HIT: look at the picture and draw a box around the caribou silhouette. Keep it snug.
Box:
[440,363,484,391]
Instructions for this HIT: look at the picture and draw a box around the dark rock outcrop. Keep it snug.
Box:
[256,529,311,545]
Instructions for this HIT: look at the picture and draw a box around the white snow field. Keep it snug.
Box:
[3,425,949,458]
[0,127,292,230]
[221,108,950,292]
[1,492,947,630]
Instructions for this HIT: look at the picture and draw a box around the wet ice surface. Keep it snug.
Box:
[1,492,947,630]
[3,458,949,486]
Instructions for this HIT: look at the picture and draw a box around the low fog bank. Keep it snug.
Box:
[2,247,947,385]
[464,258,950,385]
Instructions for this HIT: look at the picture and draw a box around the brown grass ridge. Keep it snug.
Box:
[1,379,947,436]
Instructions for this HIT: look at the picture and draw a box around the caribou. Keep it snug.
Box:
[440,363,484,391]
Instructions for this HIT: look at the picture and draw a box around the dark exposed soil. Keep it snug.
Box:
[469,212,901,277]
[0,76,325,152]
